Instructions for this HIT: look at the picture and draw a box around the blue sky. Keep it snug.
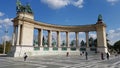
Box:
[0,0,120,45]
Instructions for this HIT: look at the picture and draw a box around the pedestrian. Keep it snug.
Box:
[106,52,109,60]
[101,52,104,60]
[66,52,69,57]
[85,51,88,60]
[24,53,28,61]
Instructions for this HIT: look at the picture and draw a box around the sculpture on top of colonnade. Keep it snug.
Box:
[16,0,33,14]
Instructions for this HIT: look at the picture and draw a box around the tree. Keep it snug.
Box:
[106,34,114,53]
[0,41,12,54]
[113,40,120,53]
[5,41,12,53]
[0,44,3,53]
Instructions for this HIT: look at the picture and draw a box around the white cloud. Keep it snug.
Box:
[0,18,13,28]
[41,0,70,9]
[72,0,84,8]
[89,33,97,39]
[2,35,11,41]
[41,0,84,9]
[107,0,119,5]
[0,25,2,28]
[0,12,4,17]
[108,28,120,45]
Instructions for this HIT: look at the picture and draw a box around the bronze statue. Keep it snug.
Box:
[98,14,102,21]
[25,3,33,13]
[16,0,22,12]
[16,0,33,14]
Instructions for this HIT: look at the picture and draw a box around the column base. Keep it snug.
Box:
[7,46,34,57]
[97,47,108,53]
[8,46,81,57]
[86,47,90,52]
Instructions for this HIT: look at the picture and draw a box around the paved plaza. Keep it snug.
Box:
[0,55,120,68]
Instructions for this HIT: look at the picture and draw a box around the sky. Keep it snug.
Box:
[0,0,120,45]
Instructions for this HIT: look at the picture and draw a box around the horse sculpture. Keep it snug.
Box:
[16,0,33,14]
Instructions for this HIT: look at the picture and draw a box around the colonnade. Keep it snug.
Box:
[13,24,90,48]
[10,12,108,57]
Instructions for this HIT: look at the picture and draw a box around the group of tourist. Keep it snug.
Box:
[23,51,110,61]
[80,51,110,60]
[101,52,110,60]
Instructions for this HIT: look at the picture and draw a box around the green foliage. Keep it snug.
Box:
[0,44,3,53]
[5,41,12,53]
[0,41,12,54]
[113,40,120,53]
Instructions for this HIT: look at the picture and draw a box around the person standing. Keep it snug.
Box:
[106,52,110,60]
[24,53,28,61]
[66,52,69,57]
[85,52,88,60]
[101,52,104,60]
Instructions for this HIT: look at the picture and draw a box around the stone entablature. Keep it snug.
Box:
[13,13,106,32]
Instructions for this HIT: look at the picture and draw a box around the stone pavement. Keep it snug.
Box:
[0,55,120,68]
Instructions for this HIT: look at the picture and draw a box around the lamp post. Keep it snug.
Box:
[3,25,8,54]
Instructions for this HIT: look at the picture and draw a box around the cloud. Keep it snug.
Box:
[0,25,2,28]
[0,18,13,28]
[89,33,97,39]
[108,28,120,45]
[41,0,70,9]
[107,0,119,5]
[2,35,11,41]
[72,0,84,8]
[41,0,84,9]
[0,12,4,17]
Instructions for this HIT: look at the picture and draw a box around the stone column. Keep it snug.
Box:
[66,32,69,47]
[38,29,43,47]
[57,31,60,47]
[12,26,16,46]
[85,31,89,48]
[48,30,52,47]
[16,24,21,45]
[96,24,107,53]
[76,32,79,47]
